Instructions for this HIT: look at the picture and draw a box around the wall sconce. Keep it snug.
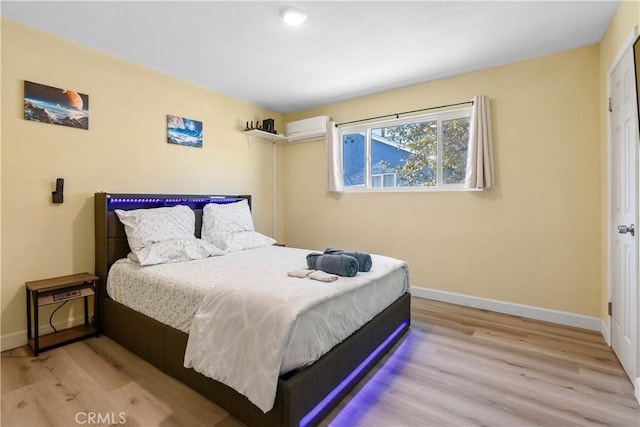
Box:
[52,178,64,203]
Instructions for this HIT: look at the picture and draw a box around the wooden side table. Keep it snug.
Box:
[26,272,99,356]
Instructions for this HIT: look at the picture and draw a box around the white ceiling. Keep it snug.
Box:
[1,1,618,113]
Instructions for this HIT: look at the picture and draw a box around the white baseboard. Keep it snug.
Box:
[1,330,27,352]
[635,377,640,404]
[600,319,611,346]
[1,316,86,352]
[411,286,602,332]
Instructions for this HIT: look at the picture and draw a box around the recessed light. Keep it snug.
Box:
[281,7,307,26]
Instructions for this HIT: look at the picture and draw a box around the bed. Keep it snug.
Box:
[94,192,411,426]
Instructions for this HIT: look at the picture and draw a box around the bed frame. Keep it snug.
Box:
[94,192,410,426]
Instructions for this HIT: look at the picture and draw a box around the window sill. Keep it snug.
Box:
[341,186,483,193]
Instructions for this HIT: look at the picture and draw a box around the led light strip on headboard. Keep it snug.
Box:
[105,195,248,211]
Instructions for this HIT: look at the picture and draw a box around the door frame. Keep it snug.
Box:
[606,26,640,403]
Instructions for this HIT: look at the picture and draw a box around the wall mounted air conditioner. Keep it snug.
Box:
[286,116,330,143]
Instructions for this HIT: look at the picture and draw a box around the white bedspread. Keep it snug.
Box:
[107,246,409,413]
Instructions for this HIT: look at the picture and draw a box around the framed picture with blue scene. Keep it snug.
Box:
[167,114,203,148]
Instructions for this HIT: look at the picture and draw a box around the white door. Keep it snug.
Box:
[610,44,638,383]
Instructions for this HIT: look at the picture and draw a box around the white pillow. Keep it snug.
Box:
[115,205,196,253]
[127,238,227,266]
[202,199,254,246]
[223,231,277,253]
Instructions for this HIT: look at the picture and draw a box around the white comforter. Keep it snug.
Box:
[182,247,409,413]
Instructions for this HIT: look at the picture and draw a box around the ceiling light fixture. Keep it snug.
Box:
[281,7,307,26]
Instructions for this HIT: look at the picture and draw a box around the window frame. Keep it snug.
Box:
[340,107,475,193]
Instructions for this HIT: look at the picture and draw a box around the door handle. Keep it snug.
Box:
[618,224,635,236]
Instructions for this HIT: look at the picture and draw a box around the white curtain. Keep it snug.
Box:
[326,120,344,192]
[465,95,495,189]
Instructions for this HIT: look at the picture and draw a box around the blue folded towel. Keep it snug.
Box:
[306,253,359,277]
[324,248,372,272]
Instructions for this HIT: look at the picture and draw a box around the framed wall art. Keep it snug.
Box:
[167,114,202,148]
[23,81,89,130]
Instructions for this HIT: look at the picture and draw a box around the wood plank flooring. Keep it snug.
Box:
[2,298,638,426]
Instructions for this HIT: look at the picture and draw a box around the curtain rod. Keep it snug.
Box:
[334,100,474,127]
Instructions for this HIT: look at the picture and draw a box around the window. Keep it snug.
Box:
[341,108,470,191]
[371,173,397,188]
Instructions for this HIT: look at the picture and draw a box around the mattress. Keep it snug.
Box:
[106,245,409,374]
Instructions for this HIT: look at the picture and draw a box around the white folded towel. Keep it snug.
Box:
[287,269,314,278]
[309,270,338,282]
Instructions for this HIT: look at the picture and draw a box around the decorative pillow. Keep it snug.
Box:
[222,231,277,253]
[115,205,196,253]
[201,199,254,245]
[127,238,227,266]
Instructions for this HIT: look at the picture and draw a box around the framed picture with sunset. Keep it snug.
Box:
[23,81,89,130]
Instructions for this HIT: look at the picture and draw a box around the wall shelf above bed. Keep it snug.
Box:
[243,129,287,146]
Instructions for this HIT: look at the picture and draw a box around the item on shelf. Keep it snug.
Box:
[245,118,278,134]
[263,118,275,133]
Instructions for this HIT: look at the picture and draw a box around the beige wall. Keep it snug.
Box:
[282,45,602,317]
[0,19,284,339]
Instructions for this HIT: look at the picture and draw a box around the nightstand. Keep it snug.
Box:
[26,273,99,356]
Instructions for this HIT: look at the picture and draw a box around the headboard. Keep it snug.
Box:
[94,192,251,310]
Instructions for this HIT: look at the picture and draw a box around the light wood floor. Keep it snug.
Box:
[2,298,639,426]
